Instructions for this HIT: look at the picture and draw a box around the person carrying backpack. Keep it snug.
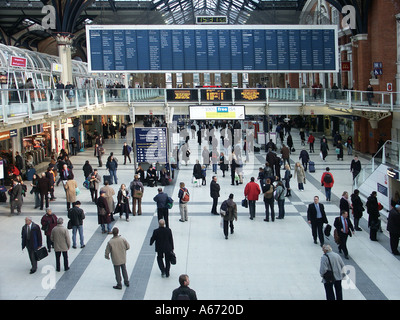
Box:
[178,182,190,222]
[263,178,275,222]
[171,274,197,300]
[220,194,238,239]
[321,167,335,202]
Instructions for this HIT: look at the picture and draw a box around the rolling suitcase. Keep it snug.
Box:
[309,161,315,173]
[103,175,112,185]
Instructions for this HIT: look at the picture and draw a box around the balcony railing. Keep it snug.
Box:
[0,87,399,124]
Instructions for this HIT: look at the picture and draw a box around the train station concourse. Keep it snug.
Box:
[1,0,400,306]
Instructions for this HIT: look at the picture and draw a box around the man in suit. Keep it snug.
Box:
[21,217,42,274]
[150,219,174,278]
[334,211,355,259]
[307,196,329,246]
[210,176,220,215]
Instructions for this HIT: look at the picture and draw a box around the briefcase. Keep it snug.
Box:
[34,246,48,261]
[241,198,248,208]
[169,251,176,265]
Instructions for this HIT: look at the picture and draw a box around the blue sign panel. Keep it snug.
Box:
[87,25,338,72]
[135,127,168,164]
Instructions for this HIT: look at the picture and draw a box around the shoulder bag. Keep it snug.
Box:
[323,254,335,283]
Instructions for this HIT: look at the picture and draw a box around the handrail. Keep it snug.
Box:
[0,87,399,124]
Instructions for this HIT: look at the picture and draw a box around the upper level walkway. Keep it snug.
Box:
[1,87,398,127]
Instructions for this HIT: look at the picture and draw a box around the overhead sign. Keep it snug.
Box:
[189,106,245,120]
[10,56,27,68]
[196,16,228,24]
[166,89,198,102]
[200,89,232,102]
[135,127,168,163]
[86,25,338,73]
[235,89,266,102]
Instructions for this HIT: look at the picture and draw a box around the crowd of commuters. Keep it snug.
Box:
[11,117,400,301]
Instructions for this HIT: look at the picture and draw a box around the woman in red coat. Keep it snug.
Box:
[244,177,261,220]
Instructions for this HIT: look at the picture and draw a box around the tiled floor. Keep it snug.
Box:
[1,125,399,300]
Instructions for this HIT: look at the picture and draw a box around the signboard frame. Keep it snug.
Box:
[134,127,168,164]
[189,105,246,120]
[86,24,339,74]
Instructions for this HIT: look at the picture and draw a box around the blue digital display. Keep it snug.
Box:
[87,26,338,72]
[135,127,168,164]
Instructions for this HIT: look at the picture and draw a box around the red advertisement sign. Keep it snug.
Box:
[10,56,27,68]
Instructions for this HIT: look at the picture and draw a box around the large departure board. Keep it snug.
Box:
[86,25,338,73]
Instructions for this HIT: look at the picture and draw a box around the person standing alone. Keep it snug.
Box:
[244,177,261,220]
[210,176,220,215]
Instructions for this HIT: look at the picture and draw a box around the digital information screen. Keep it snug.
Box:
[166,89,199,102]
[189,106,245,120]
[86,25,338,73]
[135,127,168,163]
[235,89,266,102]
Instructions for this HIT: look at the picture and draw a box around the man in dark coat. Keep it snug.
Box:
[387,201,400,255]
[153,188,170,228]
[366,191,380,241]
[21,217,42,274]
[334,211,355,259]
[10,179,23,216]
[171,274,197,300]
[299,148,310,172]
[150,219,174,278]
[38,172,50,210]
[210,176,220,215]
[307,196,329,246]
[97,191,112,234]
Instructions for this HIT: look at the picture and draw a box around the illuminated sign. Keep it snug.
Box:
[235,89,266,101]
[196,16,228,24]
[200,89,232,102]
[166,89,198,101]
[189,105,245,120]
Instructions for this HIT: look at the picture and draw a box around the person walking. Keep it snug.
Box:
[97,190,113,234]
[106,154,118,185]
[89,169,101,203]
[153,188,171,228]
[334,211,355,260]
[150,219,174,278]
[67,201,85,249]
[339,191,351,214]
[100,180,116,215]
[115,184,131,222]
[350,155,362,186]
[82,160,93,180]
[299,148,310,172]
[40,208,58,253]
[50,217,71,272]
[307,196,329,246]
[367,84,374,106]
[21,217,43,274]
[262,178,275,222]
[171,274,198,300]
[320,138,329,161]
[94,144,103,167]
[220,193,238,239]
[178,182,189,222]
[219,152,228,177]
[366,191,380,241]
[336,141,344,161]
[281,144,290,168]
[64,178,77,210]
[320,244,345,300]
[308,133,315,153]
[283,164,292,197]
[350,189,364,231]
[105,227,130,289]
[122,142,132,165]
[321,167,334,201]
[387,201,400,255]
[9,179,23,216]
[38,172,50,210]
[210,176,220,215]
[244,177,261,220]
[275,181,286,219]
[30,173,40,209]
[130,174,144,216]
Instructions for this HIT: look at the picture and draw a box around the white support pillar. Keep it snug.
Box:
[51,121,56,152]
[55,33,74,85]
[396,14,400,105]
